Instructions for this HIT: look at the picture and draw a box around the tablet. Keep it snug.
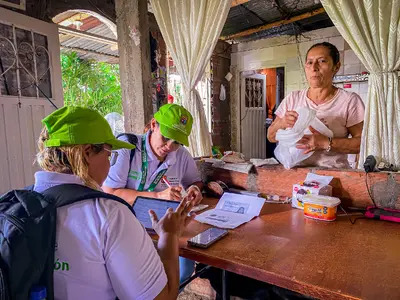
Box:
[133,196,180,230]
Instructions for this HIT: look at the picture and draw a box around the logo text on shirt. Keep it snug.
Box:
[54,258,70,272]
[128,170,140,180]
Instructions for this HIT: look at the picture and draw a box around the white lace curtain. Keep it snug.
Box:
[321,0,400,167]
[150,0,232,157]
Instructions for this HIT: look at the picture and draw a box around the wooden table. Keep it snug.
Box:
[178,197,400,300]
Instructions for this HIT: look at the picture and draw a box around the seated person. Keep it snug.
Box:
[103,103,203,284]
[34,106,194,300]
[267,42,365,168]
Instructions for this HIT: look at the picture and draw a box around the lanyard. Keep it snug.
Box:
[137,135,168,192]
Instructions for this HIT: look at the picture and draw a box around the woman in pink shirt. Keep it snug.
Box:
[267,42,365,168]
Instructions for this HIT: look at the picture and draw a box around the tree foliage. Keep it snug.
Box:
[61,51,122,116]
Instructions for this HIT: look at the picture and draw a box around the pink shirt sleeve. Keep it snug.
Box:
[275,95,290,119]
[346,93,365,127]
[275,93,293,118]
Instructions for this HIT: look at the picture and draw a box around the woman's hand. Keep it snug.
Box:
[280,111,298,129]
[156,186,182,201]
[186,185,203,205]
[296,126,330,154]
[149,197,195,237]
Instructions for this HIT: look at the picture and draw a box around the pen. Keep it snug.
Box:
[162,176,172,188]
[162,176,188,199]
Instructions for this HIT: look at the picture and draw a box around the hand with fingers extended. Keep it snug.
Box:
[280,110,298,129]
[156,186,183,201]
[149,198,196,237]
[296,126,330,154]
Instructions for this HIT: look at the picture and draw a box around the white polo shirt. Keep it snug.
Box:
[34,171,167,300]
[104,132,201,191]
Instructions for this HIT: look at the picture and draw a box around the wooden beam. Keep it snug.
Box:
[220,7,326,40]
[58,25,118,45]
[231,0,250,7]
[61,46,119,61]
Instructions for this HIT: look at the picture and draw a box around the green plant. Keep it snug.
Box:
[61,51,122,116]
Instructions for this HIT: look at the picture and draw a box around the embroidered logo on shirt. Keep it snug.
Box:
[128,170,140,180]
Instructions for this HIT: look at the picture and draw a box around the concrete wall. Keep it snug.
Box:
[231,26,369,102]
[230,26,369,151]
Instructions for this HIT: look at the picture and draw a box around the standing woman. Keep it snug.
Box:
[267,42,365,168]
[103,103,203,284]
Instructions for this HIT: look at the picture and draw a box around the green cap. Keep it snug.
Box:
[154,104,193,147]
[42,106,135,150]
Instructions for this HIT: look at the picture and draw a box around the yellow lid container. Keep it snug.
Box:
[302,195,341,221]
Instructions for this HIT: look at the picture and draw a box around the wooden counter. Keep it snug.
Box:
[199,163,400,209]
[178,197,400,300]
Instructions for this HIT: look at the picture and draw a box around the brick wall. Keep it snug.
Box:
[211,41,231,152]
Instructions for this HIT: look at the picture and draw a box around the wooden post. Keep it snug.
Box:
[115,0,152,133]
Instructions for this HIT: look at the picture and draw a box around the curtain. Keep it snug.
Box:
[261,68,277,118]
[150,0,232,157]
[320,0,400,167]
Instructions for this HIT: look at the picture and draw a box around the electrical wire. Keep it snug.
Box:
[338,205,365,225]
[365,172,377,207]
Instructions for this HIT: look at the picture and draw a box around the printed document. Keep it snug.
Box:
[195,192,265,229]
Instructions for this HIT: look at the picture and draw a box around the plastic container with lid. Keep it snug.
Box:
[30,286,47,300]
[302,195,341,221]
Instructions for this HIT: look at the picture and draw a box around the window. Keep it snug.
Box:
[0,21,51,98]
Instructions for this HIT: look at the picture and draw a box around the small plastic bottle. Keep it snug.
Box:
[30,286,47,300]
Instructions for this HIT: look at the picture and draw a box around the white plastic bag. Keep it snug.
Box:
[219,84,226,101]
[274,107,333,169]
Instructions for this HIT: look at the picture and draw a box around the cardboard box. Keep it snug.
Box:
[292,173,333,210]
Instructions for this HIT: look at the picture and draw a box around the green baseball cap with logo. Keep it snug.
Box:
[42,106,135,150]
[154,104,193,147]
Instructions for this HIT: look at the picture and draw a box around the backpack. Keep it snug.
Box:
[0,183,134,300]
[116,133,138,166]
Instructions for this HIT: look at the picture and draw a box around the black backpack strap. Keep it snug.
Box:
[24,184,35,191]
[116,133,138,165]
[42,184,134,214]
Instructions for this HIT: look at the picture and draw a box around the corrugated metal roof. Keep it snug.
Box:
[222,0,332,42]
[234,12,333,43]
[86,23,116,39]
[60,25,118,56]
[56,0,333,62]
[56,13,119,63]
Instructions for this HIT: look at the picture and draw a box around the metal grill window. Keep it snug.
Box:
[0,22,51,98]
[244,77,263,108]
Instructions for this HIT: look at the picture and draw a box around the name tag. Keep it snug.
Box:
[160,176,180,188]
[128,170,141,180]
